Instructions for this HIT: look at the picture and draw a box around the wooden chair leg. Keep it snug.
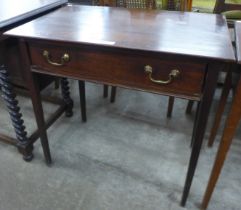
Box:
[207,71,232,147]
[78,80,87,122]
[103,84,108,98]
[186,100,194,114]
[167,96,174,118]
[201,77,241,210]
[110,86,116,103]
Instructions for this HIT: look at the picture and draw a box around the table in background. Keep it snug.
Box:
[0,0,67,161]
[201,20,241,210]
[4,5,235,206]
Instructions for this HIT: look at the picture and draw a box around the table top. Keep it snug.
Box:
[235,21,241,64]
[5,5,235,62]
[0,0,67,28]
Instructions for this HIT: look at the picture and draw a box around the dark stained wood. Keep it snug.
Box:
[167,0,176,10]
[103,84,109,98]
[207,69,232,147]
[170,0,241,121]
[102,0,179,114]
[7,5,235,206]
[213,0,241,27]
[29,102,66,144]
[6,5,234,128]
[167,96,174,117]
[97,0,157,109]
[3,38,57,88]
[200,21,241,210]
[2,86,67,145]
[5,5,235,126]
[0,134,16,145]
[28,41,206,100]
[214,0,241,14]
[99,0,117,7]
[186,100,194,114]
[0,0,67,28]
[5,5,235,62]
[0,0,68,161]
[0,66,33,161]
[110,86,117,103]
[19,40,52,165]
[60,78,73,117]
[181,63,220,206]
[1,0,67,88]
[78,80,87,122]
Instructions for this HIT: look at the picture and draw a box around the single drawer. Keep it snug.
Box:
[29,42,206,99]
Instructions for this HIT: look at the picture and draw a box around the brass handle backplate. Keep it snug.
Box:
[43,50,70,66]
[144,65,180,85]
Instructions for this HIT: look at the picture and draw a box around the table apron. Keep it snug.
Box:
[28,42,207,101]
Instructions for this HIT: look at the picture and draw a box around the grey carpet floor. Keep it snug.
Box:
[0,81,241,210]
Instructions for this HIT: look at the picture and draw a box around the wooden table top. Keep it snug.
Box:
[5,5,235,62]
[235,21,241,64]
[0,0,67,28]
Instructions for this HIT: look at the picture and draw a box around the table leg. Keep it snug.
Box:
[110,86,116,103]
[0,65,33,161]
[31,73,52,164]
[208,70,232,147]
[78,80,87,122]
[167,96,174,118]
[60,78,73,117]
[201,77,241,210]
[190,102,200,148]
[103,84,108,98]
[181,63,220,206]
[188,0,192,11]
[19,41,51,165]
[186,100,194,114]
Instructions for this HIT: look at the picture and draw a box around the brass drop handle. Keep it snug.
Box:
[43,50,70,66]
[144,65,180,85]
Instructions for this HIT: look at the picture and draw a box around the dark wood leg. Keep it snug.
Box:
[0,66,33,161]
[167,96,174,118]
[30,73,52,165]
[190,103,199,148]
[19,41,51,165]
[201,77,241,210]
[186,100,194,114]
[110,86,117,103]
[180,64,220,206]
[54,78,60,89]
[103,84,108,98]
[207,71,232,147]
[60,78,73,117]
[78,80,87,122]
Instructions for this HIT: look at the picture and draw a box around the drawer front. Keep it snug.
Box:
[29,43,206,99]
